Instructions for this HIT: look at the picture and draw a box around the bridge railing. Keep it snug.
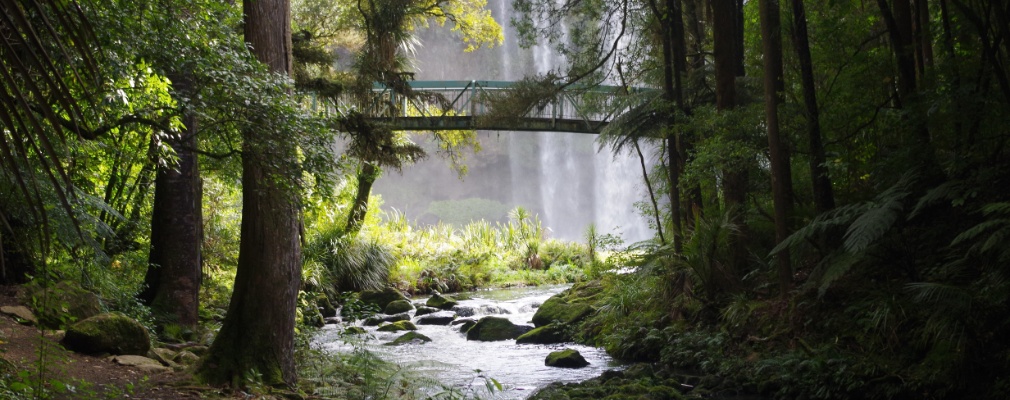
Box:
[332,80,656,133]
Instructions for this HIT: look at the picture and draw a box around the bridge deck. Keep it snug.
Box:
[331,80,655,134]
[369,116,607,134]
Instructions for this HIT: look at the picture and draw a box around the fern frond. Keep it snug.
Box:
[906,282,972,307]
[598,93,665,155]
[978,226,1010,256]
[909,180,967,219]
[843,196,905,253]
[981,202,1010,216]
[817,251,860,296]
[950,219,1010,247]
[770,202,868,255]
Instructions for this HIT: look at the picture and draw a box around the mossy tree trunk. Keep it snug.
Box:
[197,0,301,388]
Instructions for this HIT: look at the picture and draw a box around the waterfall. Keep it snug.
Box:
[371,2,652,243]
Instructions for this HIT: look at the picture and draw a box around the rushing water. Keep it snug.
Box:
[314,285,622,399]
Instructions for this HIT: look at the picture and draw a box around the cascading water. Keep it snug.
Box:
[371,3,652,243]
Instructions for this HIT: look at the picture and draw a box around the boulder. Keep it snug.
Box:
[516,323,571,344]
[414,306,440,316]
[426,293,458,310]
[29,281,103,329]
[377,320,417,332]
[545,349,589,368]
[479,305,511,315]
[457,319,477,333]
[318,296,337,318]
[62,312,151,356]
[364,312,411,326]
[149,348,178,366]
[323,317,342,325]
[344,326,367,335]
[185,345,209,357]
[531,296,593,328]
[359,287,408,310]
[465,316,532,341]
[1,305,38,326]
[384,300,415,315]
[451,305,476,317]
[416,311,456,325]
[108,355,171,373]
[174,350,200,365]
[385,331,432,346]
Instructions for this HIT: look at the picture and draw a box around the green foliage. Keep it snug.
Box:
[423,198,510,226]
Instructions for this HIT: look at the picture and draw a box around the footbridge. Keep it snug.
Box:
[333,80,655,134]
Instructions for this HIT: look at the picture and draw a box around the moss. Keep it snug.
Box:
[359,287,407,310]
[545,349,589,368]
[344,326,367,335]
[531,296,593,327]
[377,320,417,332]
[517,323,571,344]
[384,299,414,314]
[62,312,151,355]
[28,281,103,329]
[425,293,459,310]
[385,331,432,346]
[466,316,529,341]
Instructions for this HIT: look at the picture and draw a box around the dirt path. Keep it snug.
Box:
[0,286,205,399]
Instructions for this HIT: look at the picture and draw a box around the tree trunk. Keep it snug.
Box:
[637,140,665,244]
[198,0,301,388]
[141,100,202,329]
[761,0,794,295]
[649,0,683,250]
[713,0,747,282]
[790,0,835,214]
[344,162,378,236]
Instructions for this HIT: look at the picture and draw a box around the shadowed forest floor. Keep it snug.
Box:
[0,286,205,399]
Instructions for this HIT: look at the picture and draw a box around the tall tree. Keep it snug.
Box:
[712,0,747,285]
[760,0,794,294]
[140,83,202,329]
[789,0,834,214]
[198,0,303,387]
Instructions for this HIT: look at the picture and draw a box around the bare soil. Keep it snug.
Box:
[0,285,209,399]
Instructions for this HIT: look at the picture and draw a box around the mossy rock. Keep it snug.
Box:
[426,293,459,310]
[384,299,415,314]
[457,319,477,333]
[364,312,410,326]
[377,320,417,332]
[531,296,593,328]
[359,287,407,310]
[414,306,440,316]
[529,366,686,400]
[174,350,200,366]
[318,296,337,318]
[62,312,151,356]
[385,331,432,346]
[417,311,456,325]
[466,316,531,341]
[344,326,367,335]
[516,323,571,344]
[545,349,589,368]
[28,281,103,329]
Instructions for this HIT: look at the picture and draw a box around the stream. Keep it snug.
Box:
[314,285,622,399]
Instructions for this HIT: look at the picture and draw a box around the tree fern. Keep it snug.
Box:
[909,179,969,219]
[843,195,906,253]
[814,251,861,297]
